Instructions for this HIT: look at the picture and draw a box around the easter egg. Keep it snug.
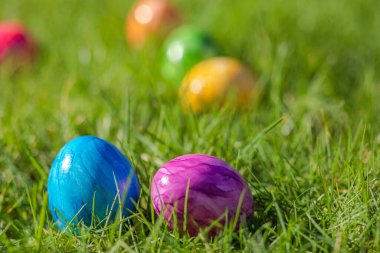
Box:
[179,57,256,113]
[126,0,180,48]
[151,154,253,236]
[0,21,37,65]
[47,136,140,232]
[160,25,219,85]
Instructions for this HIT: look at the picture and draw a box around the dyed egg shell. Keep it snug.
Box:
[0,21,37,65]
[160,25,219,85]
[126,0,180,48]
[179,57,256,113]
[47,136,140,232]
[151,154,253,236]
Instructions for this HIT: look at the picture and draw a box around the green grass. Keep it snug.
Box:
[1,0,380,251]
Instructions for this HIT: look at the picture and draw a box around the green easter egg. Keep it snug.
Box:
[160,25,219,85]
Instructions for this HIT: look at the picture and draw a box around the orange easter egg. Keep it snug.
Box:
[126,0,180,48]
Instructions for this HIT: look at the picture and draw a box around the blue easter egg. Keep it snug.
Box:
[47,136,140,232]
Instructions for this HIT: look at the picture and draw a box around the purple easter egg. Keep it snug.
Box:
[151,154,253,236]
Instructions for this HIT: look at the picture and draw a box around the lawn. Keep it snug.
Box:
[1,0,380,252]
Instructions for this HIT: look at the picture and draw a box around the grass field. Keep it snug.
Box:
[1,0,380,252]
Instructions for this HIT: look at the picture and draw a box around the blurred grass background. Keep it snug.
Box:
[0,0,380,251]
